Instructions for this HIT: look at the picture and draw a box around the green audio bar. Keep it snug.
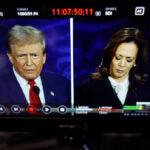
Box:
[124,105,143,110]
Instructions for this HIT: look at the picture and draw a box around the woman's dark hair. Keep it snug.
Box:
[92,27,148,85]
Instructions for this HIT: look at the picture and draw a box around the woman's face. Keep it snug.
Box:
[109,42,138,82]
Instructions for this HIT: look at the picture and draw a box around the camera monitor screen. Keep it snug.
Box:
[0,0,150,119]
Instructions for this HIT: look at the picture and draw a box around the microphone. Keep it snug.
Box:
[33,85,40,95]
[30,85,43,114]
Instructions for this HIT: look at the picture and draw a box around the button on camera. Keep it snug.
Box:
[26,105,36,113]
[135,7,145,16]
[11,105,21,114]
[42,105,52,115]
[0,105,6,114]
[58,105,67,114]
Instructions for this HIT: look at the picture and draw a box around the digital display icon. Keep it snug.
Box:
[11,105,21,114]
[95,11,101,16]
[0,12,3,17]
[135,7,145,15]
[0,105,6,114]
[42,105,52,115]
[58,105,67,114]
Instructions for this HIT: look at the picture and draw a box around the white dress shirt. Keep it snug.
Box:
[108,76,129,105]
[13,67,46,105]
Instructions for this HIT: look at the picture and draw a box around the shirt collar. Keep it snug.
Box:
[108,76,129,86]
[13,66,41,86]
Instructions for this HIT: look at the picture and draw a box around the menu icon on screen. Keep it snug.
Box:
[135,7,145,15]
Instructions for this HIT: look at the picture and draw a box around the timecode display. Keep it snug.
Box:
[51,8,94,16]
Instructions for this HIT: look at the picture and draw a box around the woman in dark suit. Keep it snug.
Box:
[75,27,150,108]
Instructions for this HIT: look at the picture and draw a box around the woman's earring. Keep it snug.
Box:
[134,64,136,67]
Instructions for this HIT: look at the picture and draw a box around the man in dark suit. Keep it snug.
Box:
[0,25,70,114]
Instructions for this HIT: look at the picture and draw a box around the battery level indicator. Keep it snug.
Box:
[124,105,143,110]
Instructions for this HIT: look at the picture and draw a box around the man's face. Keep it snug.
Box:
[7,42,46,81]
[109,42,138,82]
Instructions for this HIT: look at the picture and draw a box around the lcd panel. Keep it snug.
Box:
[0,0,150,119]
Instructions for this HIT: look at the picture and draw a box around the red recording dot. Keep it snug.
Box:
[26,105,36,113]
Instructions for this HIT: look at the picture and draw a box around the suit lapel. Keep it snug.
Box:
[8,70,59,107]
[105,79,122,108]
[106,79,136,106]
[41,72,57,106]
[124,86,136,105]
[7,69,28,107]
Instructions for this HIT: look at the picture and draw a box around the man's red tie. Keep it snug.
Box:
[28,81,43,115]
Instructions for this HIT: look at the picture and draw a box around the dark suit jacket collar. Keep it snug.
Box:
[104,78,136,107]
[9,69,57,106]
[40,71,57,105]
[104,79,123,108]
[7,69,28,107]
[7,69,52,106]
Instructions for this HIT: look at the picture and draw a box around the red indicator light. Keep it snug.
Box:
[29,107,34,112]
[98,109,116,111]
[111,109,117,111]
[26,105,36,113]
